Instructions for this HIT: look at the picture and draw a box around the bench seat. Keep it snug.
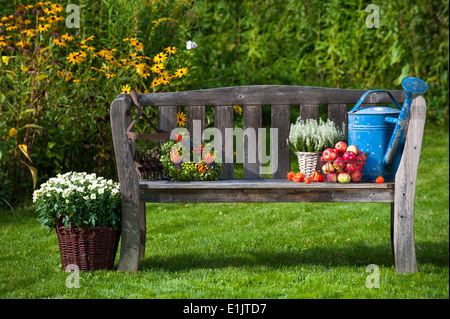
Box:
[139,179,395,203]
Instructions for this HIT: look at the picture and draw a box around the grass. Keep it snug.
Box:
[0,124,448,299]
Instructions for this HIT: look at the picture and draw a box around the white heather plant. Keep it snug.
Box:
[288,118,345,153]
[33,172,121,229]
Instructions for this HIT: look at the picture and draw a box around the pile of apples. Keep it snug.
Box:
[320,141,368,183]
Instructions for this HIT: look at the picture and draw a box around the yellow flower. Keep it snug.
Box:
[105,73,116,79]
[37,24,49,33]
[53,39,66,47]
[177,112,186,127]
[233,105,243,115]
[51,4,64,12]
[80,35,94,44]
[9,128,17,137]
[150,78,160,88]
[2,56,10,65]
[73,79,80,83]
[61,33,74,41]
[67,52,85,64]
[121,84,131,94]
[151,63,165,74]
[43,8,55,15]
[81,45,95,52]
[174,67,188,78]
[153,52,167,64]
[25,29,36,37]
[6,25,17,31]
[165,46,177,54]
[65,72,73,81]
[16,40,31,48]
[0,41,7,47]
[158,72,171,85]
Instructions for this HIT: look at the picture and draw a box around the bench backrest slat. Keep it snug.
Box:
[271,104,291,179]
[214,105,234,179]
[243,105,262,179]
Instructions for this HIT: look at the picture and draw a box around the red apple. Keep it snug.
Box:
[337,172,351,183]
[326,172,338,182]
[320,155,327,165]
[322,163,335,174]
[350,170,362,182]
[342,151,356,162]
[356,154,365,166]
[346,145,359,156]
[204,153,213,164]
[333,157,345,171]
[334,141,347,154]
[322,148,337,161]
[345,162,357,174]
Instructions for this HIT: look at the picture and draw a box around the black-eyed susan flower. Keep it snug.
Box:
[80,35,94,44]
[121,84,131,94]
[67,52,80,64]
[153,52,167,64]
[174,67,188,78]
[65,72,73,81]
[53,39,66,47]
[165,46,177,54]
[37,24,49,33]
[61,33,74,41]
[151,63,165,74]
[150,78,160,88]
[105,73,116,79]
[177,112,186,126]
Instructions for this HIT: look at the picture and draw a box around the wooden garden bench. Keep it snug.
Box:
[110,85,426,274]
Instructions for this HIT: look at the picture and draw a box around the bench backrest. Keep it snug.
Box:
[113,85,406,180]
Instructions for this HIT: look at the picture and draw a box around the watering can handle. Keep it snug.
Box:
[349,90,402,114]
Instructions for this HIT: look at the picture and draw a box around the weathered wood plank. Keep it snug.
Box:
[214,105,234,179]
[300,104,319,122]
[328,104,348,141]
[125,86,405,107]
[139,202,146,260]
[158,105,177,144]
[243,105,262,179]
[110,97,141,273]
[393,96,426,274]
[271,105,291,178]
[140,179,395,190]
[186,105,205,143]
[139,180,394,203]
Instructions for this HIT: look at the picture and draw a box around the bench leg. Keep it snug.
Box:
[392,195,419,274]
[139,202,146,260]
[390,203,395,261]
[117,192,141,272]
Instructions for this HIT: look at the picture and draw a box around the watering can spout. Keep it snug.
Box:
[383,77,428,169]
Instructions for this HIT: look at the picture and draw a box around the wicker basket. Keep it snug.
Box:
[56,222,121,272]
[294,151,322,178]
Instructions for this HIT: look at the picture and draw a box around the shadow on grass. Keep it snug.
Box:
[139,241,448,271]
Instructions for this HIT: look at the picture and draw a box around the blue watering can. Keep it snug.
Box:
[348,77,428,182]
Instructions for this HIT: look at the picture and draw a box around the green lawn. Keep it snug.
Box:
[0,124,448,299]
